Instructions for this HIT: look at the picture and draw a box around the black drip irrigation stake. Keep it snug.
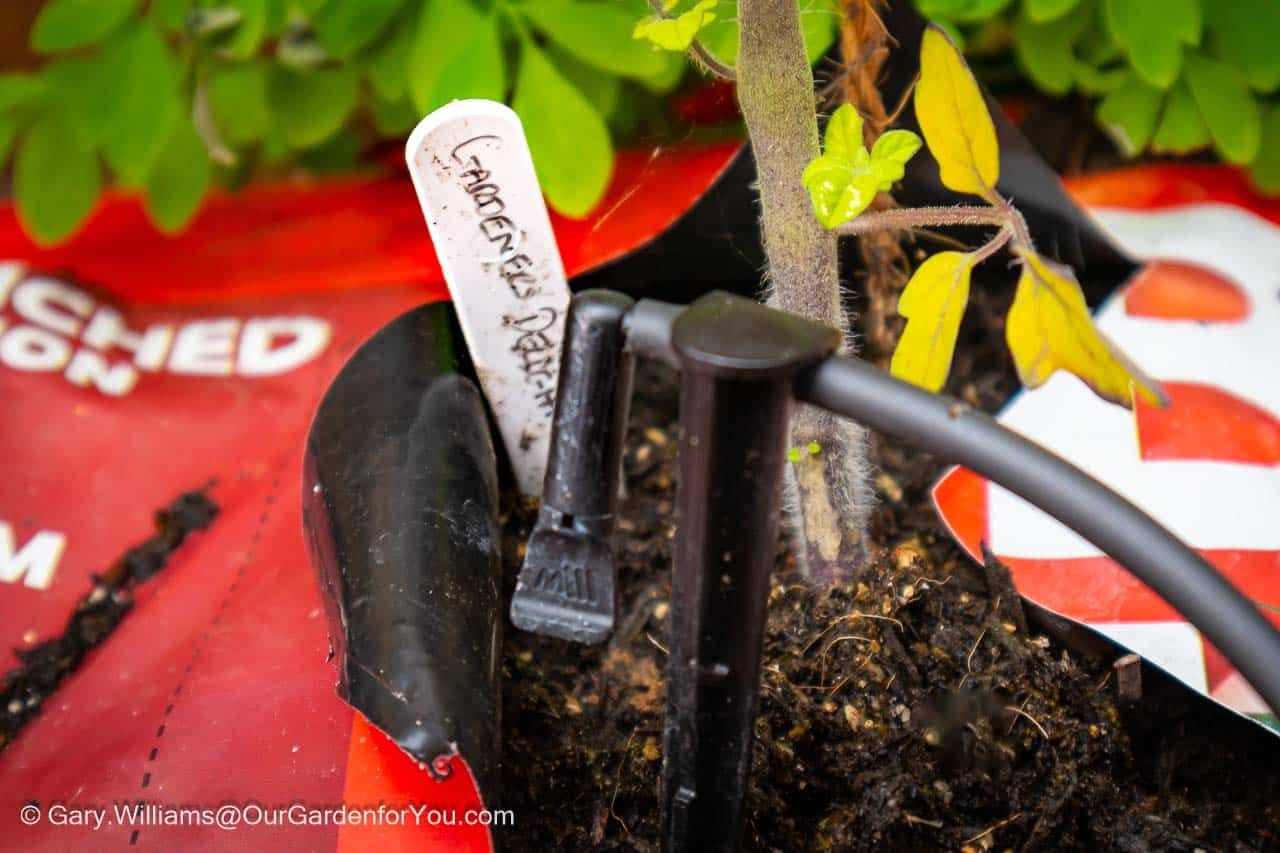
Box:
[512,289,1280,853]
[1,489,218,751]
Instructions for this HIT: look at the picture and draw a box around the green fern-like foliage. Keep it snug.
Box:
[914,0,1280,193]
[0,0,838,245]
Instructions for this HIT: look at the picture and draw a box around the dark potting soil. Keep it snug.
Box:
[499,280,1280,851]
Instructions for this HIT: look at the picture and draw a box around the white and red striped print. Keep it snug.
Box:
[933,166,1280,722]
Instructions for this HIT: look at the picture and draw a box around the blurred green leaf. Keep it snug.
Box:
[0,74,48,111]
[916,0,1013,24]
[408,1,505,114]
[151,0,189,32]
[0,114,17,166]
[513,41,613,218]
[1072,61,1126,95]
[1204,0,1280,92]
[1150,81,1209,154]
[43,56,116,146]
[145,117,211,233]
[548,47,623,117]
[697,0,837,67]
[525,1,669,81]
[1250,105,1280,193]
[297,129,363,172]
[313,0,404,58]
[1103,0,1199,89]
[31,0,137,54]
[99,22,183,186]
[1025,0,1080,23]
[208,63,271,145]
[1096,72,1162,156]
[363,10,414,101]
[15,114,101,245]
[219,0,269,59]
[1184,52,1261,164]
[370,92,417,135]
[1013,5,1088,95]
[267,65,360,148]
[799,0,840,64]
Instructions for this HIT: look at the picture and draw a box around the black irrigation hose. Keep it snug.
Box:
[797,355,1280,717]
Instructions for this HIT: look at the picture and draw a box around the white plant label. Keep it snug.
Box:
[406,100,570,496]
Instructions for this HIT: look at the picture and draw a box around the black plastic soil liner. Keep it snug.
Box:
[303,302,503,799]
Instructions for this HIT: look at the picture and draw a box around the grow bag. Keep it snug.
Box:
[0,140,739,851]
[934,166,1280,727]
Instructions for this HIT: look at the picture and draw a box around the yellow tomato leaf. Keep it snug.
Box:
[915,25,1000,198]
[891,251,975,392]
[1006,250,1165,408]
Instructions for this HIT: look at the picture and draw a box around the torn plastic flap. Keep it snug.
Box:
[303,302,503,799]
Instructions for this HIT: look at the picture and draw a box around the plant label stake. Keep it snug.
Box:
[406,99,571,496]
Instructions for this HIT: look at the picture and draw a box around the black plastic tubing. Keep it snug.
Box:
[796,355,1280,715]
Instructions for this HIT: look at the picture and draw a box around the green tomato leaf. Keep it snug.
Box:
[408,1,506,114]
[98,22,183,186]
[823,103,864,161]
[208,63,271,145]
[869,129,923,187]
[1250,105,1280,194]
[633,0,717,51]
[1025,0,1080,23]
[15,114,101,245]
[267,65,360,149]
[313,0,404,59]
[1204,0,1280,92]
[1096,72,1162,156]
[525,0,670,81]
[1184,52,1261,165]
[803,150,880,228]
[512,41,613,218]
[1150,81,1209,154]
[363,9,414,101]
[31,0,138,54]
[144,116,211,234]
[1104,0,1200,89]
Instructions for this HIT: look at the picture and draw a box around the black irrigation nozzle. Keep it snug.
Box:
[511,289,1280,853]
[511,290,636,644]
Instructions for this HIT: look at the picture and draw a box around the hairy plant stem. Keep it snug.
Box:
[738,0,870,583]
[835,205,1008,236]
